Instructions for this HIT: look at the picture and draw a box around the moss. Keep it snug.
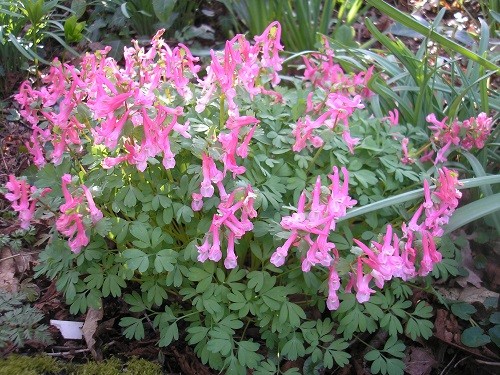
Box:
[0,355,163,375]
[0,354,63,375]
[72,357,121,375]
[124,358,162,375]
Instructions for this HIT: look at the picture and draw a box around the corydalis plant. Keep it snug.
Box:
[4,23,488,326]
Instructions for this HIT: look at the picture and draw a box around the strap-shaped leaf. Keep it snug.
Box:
[445,193,500,234]
[366,0,500,72]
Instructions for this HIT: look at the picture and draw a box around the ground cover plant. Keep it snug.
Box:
[2,15,499,375]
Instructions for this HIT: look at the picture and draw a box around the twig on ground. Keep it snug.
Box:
[46,348,90,357]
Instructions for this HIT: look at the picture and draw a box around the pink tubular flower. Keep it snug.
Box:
[224,231,238,269]
[326,263,341,310]
[56,175,89,253]
[81,185,103,223]
[197,187,256,269]
[4,175,37,229]
[270,232,298,267]
[400,137,414,164]
[271,166,356,275]
[353,257,375,303]
[88,92,133,119]
[426,113,494,164]
[387,109,399,126]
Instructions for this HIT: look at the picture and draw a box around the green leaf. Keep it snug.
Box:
[451,302,476,320]
[386,358,405,375]
[488,325,500,348]
[280,301,306,327]
[281,334,305,360]
[124,291,148,312]
[123,249,150,273]
[159,322,178,347]
[119,317,144,340]
[237,340,262,369]
[146,283,168,306]
[187,326,209,345]
[383,336,405,358]
[152,0,176,23]
[102,274,126,297]
[364,349,381,361]
[203,299,223,315]
[124,186,137,207]
[327,339,351,367]
[154,249,177,273]
[207,337,232,356]
[130,222,150,243]
[220,314,244,331]
[94,217,112,236]
[254,359,277,375]
[247,271,265,292]
[405,317,433,340]
[175,205,194,223]
[461,326,491,347]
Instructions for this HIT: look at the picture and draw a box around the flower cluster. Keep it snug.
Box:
[426,112,493,163]
[269,167,357,309]
[196,22,284,116]
[345,168,462,305]
[292,38,373,153]
[6,21,474,316]
[4,176,42,229]
[273,167,462,309]
[197,186,257,269]
[56,175,103,253]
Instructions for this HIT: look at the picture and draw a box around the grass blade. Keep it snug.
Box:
[366,0,499,72]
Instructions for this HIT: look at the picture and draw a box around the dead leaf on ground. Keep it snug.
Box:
[435,309,461,344]
[172,346,213,375]
[404,347,437,375]
[0,247,18,292]
[485,262,500,291]
[435,286,499,305]
[456,234,483,288]
[82,307,104,359]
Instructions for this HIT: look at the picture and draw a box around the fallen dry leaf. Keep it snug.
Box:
[0,247,18,293]
[435,286,499,305]
[404,347,437,375]
[455,233,483,289]
[82,307,104,359]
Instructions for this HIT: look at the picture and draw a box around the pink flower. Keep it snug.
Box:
[354,257,375,303]
[224,232,238,269]
[191,192,204,211]
[418,231,441,276]
[326,264,341,310]
[270,233,298,267]
[60,175,81,212]
[81,185,103,223]
[67,219,90,253]
[4,175,37,229]
[342,130,360,154]
[400,137,414,164]
[208,224,223,262]
[196,235,211,262]
[88,92,133,118]
[197,187,256,269]
[387,109,399,126]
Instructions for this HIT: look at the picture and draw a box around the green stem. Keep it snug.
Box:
[175,310,199,323]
